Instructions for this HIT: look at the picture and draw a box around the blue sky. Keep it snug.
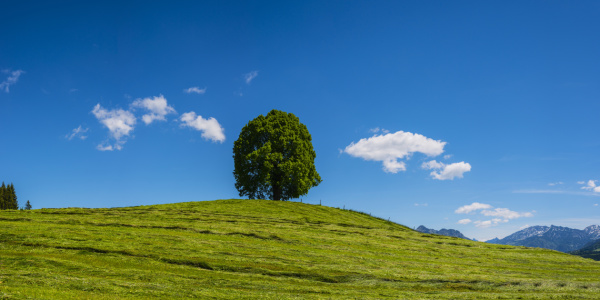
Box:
[1,1,599,241]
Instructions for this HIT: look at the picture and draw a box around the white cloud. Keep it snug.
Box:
[184,87,206,94]
[581,180,600,193]
[180,111,225,143]
[455,202,492,214]
[595,204,599,207]
[455,202,534,228]
[369,127,390,134]
[474,218,508,228]
[414,203,428,207]
[66,126,89,140]
[443,154,453,160]
[577,181,586,185]
[0,69,24,93]
[344,131,446,174]
[92,104,136,151]
[457,219,472,225]
[96,144,115,151]
[244,71,258,84]
[383,159,406,173]
[474,220,493,228]
[548,182,564,186]
[422,160,445,170]
[481,208,533,220]
[428,161,472,180]
[131,95,176,125]
[520,224,531,230]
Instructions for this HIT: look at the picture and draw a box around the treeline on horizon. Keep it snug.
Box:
[0,182,31,210]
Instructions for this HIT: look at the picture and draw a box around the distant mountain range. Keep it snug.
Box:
[416,225,475,241]
[487,225,600,253]
[416,224,600,260]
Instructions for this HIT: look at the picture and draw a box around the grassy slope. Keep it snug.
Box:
[1,199,599,299]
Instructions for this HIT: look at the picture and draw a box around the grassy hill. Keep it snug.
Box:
[1,199,599,299]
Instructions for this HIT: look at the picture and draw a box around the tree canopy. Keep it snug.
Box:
[233,109,321,201]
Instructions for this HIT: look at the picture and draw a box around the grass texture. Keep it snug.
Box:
[1,199,599,299]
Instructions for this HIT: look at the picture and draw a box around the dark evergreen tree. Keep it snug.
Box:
[9,183,18,209]
[0,182,6,210]
[0,182,19,210]
[25,200,32,210]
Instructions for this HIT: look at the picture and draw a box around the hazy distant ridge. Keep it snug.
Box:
[487,225,600,253]
[416,225,475,241]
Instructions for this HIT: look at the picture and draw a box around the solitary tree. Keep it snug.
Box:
[233,109,321,200]
[25,200,32,210]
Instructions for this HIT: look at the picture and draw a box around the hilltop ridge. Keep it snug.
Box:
[1,199,599,299]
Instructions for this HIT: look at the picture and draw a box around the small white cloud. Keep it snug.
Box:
[383,159,406,173]
[244,71,258,84]
[455,202,493,214]
[595,204,599,207]
[577,181,586,185]
[369,127,390,134]
[474,220,493,228]
[581,180,600,193]
[184,87,206,94]
[520,224,531,230]
[481,208,533,220]
[422,160,471,180]
[180,111,225,143]
[422,160,445,170]
[455,202,534,228]
[96,144,115,151]
[443,154,453,160]
[131,95,176,125]
[548,182,564,186]
[430,161,471,180]
[92,104,136,151]
[0,69,24,93]
[414,203,428,207]
[474,218,508,228]
[344,131,446,174]
[457,219,472,225]
[66,126,89,140]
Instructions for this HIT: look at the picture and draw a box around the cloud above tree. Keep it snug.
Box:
[343,130,471,179]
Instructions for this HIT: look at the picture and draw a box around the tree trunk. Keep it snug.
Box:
[273,183,282,201]
[272,169,282,200]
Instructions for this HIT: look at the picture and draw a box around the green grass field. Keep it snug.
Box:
[1,199,599,299]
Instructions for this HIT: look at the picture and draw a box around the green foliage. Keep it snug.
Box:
[233,109,322,200]
[0,200,599,299]
[25,200,32,210]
